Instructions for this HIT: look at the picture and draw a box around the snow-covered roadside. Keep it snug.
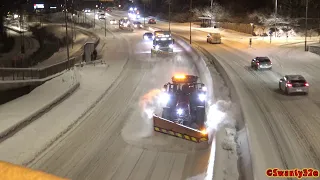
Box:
[0,60,127,165]
[0,69,79,140]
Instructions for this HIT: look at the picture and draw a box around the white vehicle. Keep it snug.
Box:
[279,75,309,95]
[207,33,221,44]
[110,19,117,25]
[98,13,105,19]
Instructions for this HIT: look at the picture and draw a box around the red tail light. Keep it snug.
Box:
[305,83,309,86]
[270,61,272,65]
[286,83,292,87]
[256,62,259,65]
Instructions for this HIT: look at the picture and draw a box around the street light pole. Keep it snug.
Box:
[144,4,146,26]
[64,0,70,68]
[105,9,107,37]
[275,0,277,38]
[169,1,171,31]
[93,8,95,28]
[189,0,192,44]
[305,0,308,51]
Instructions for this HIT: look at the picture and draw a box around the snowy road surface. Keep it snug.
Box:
[130,12,320,179]
[24,13,211,179]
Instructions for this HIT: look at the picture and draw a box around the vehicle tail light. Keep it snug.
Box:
[270,61,272,65]
[305,83,309,86]
[256,62,259,66]
[286,83,292,87]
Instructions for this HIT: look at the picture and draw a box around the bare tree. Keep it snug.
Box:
[192,2,229,22]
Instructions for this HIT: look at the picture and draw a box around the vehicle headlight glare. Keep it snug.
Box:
[144,36,148,40]
[199,94,206,101]
[177,108,183,115]
[155,45,160,50]
[169,44,173,48]
[159,93,170,104]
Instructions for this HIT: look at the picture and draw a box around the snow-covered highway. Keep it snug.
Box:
[108,10,320,179]
[19,12,214,180]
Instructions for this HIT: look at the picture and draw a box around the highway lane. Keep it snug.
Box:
[28,13,211,180]
[124,12,320,179]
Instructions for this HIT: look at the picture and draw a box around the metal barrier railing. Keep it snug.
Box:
[0,57,75,81]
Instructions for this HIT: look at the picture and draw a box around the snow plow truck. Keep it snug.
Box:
[153,74,208,143]
[151,31,174,57]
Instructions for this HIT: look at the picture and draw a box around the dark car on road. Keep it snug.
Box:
[148,18,156,24]
[133,21,143,28]
[143,32,154,40]
[251,57,272,70]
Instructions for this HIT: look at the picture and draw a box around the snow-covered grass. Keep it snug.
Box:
[0,69,79,139]
[0,63,126,165]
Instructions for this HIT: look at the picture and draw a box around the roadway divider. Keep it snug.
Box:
[0,57,76,81]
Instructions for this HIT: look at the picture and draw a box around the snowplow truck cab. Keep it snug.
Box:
[153,74,208,143]
[151,31,174,54]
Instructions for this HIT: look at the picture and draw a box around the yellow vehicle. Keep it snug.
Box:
[153,74,209,143]
[207,33,221,44]
[0,161,68,180]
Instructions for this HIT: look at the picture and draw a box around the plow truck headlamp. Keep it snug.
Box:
[144,35,149,40]
[202,86,207,91]
[159,93,170,104]
[155,45,160,50]
[199,94,206,101]
[177,108,183,115]
[169,44,173,48]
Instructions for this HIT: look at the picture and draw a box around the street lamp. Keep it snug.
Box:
[64,0,70,68]
[275,0,277,38]
[305,0,309,51]
[168,0,171,31]
[189,0,192,44]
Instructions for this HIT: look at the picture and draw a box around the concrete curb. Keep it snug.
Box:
[0,70,80,141]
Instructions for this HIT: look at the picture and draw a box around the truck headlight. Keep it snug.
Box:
[159,93,170,104]
[155,45,160,50]
[199,94,206,101]
[177,108,183,115]
[169,44,173,48]
[134,25,137,27]
[144,35,148,40]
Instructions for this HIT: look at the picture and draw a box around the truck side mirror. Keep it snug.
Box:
[172,39,175,44]
[164,85,167,89]
[207,35,210,38]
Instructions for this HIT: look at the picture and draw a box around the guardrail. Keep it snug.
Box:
[308,46,320,56]
[0,57,75,81]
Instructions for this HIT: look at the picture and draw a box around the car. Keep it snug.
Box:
[279,75,309,95]
[96,10,103,14]
[251,57,272,70]
[133,21,143,28]
[110,19,117,25]
[148,18,156,24]
[84,8,91,13]
[143,32,154,40]
[98,13,105,19]
[106,8,112,12]
[207,33,221,44]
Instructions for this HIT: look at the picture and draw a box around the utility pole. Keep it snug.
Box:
[93,8,95,28]
[64,0,70,68]
[275,0,277,38]
[144,4,145,26]
[305,0,308,51]
[105,9,107,37]
[168,0,171,31]
[189,0,192,44]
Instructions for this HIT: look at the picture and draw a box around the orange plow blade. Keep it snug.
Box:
[0,161,69,180]
[153,114,208,143]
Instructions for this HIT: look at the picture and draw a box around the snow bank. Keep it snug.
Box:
[0,69,79,140]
